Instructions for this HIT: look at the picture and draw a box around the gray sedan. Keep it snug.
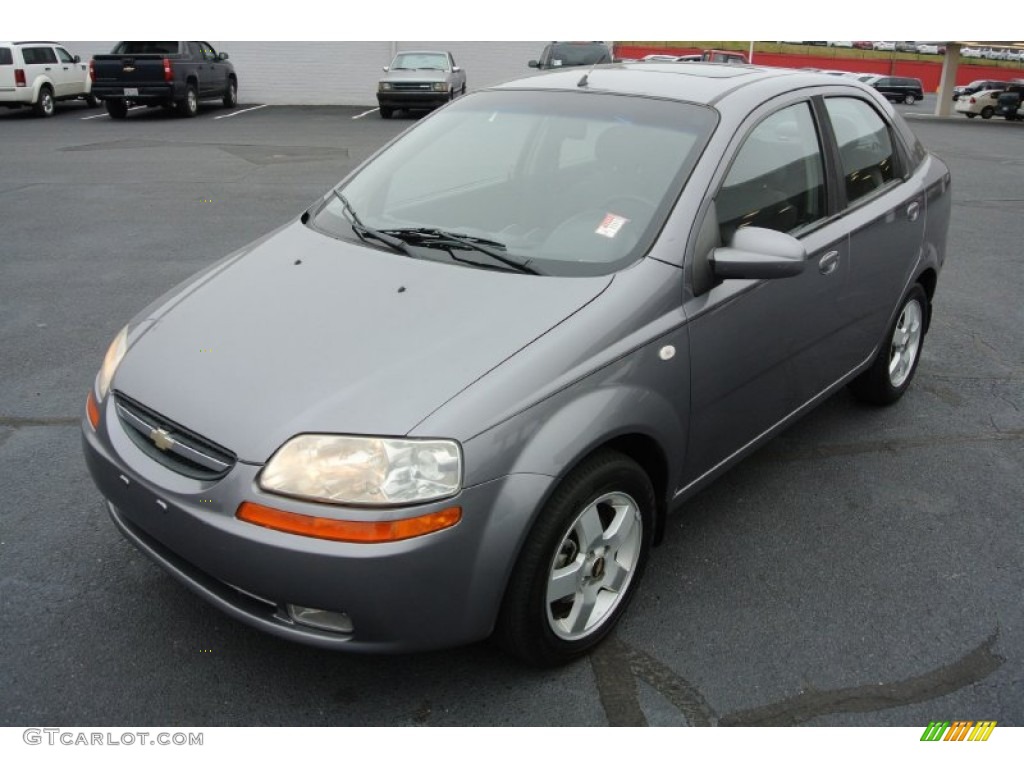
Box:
[83,63,951,666]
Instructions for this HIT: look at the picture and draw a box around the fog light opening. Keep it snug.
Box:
[287,605,355,634]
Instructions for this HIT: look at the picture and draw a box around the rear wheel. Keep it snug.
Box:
[85,94,99,108]
[905,93,917,105]
[981,106,994,119]
[105,99,128,119]
[178,84,199,117]
[33,85,55,117]
[848,284,928,405]
[495,450,654,666]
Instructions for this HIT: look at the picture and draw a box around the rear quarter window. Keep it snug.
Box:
[0,47,12,65]
[113,42,180,55]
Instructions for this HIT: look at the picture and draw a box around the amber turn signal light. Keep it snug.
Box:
[86,390,101,430]
[236,502,461,543]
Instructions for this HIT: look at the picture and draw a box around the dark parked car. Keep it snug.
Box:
[996,85,1024,120]
[90,41,237,119]
[529,41,612,70]
[953,79,1010,101]
[864,75,924,104]
[83,64,951,666]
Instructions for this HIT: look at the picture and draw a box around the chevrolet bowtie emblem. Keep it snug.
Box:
[150,428,175,451]
[123,66,135,72]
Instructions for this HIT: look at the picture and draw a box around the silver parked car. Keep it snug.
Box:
[83,63,951,665]
[377,50,466,118]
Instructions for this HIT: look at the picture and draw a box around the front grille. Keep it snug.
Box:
[114,392,236,481]
[392,82,435,92]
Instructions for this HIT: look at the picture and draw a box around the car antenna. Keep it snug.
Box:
[577,58,603,88]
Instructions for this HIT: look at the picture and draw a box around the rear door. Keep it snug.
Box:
[20,45,58,95]
[822,95,926,360]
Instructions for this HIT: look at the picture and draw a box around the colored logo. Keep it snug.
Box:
[920,721,997,741]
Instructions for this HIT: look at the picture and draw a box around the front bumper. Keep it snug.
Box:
[82,397,552,653]
[377,91,450,110]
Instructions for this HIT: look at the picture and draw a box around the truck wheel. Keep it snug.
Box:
[379,106,393,119]
[105,100,129,119]
[223,77,238,108]
[33,86,55,117]
[178,84,199,117]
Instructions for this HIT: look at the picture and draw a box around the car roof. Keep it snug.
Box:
[494,62,872,106]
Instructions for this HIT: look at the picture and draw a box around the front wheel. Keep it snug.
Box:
[494,450,654,666]
[223,78,238,108]
[904,93,917,105]
[848,284,928,405]
[965,113,976,118]
[379,106,393,119]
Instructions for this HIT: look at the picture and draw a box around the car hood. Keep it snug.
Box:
[113,220,611,463]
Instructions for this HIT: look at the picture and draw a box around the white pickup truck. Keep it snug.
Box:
[0,40,96,117]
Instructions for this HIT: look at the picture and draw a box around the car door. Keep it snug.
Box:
[54,46,82,97]
[681,97,855,485]
[199,41,226,96]
[821,96,926,362]
[20,46,57,96]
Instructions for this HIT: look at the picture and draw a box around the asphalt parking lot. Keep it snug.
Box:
[1,95,1022,727]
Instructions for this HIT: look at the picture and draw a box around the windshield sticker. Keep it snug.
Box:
[596,213,629,239]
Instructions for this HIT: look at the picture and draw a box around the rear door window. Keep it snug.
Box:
[0,47,13,65]
[825,97,898,205]
[22,47,58,65]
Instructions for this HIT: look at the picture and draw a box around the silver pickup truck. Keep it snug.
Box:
[377,50,466,119]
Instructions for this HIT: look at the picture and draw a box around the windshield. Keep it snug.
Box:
[312,90,716,276]
[546,43,610,68]
[391,52,449,70]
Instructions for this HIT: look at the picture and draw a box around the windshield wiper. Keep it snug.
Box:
[330,190,414,257]
[378,228,540,275]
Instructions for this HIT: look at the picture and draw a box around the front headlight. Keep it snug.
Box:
[379,81,392,91]
[431,82,447,92]
[260,435,462,505]
[95,326,128,400]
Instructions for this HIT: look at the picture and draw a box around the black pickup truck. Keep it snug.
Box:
[89,41,237,119]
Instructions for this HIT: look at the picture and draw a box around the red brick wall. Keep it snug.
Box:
[614,45,1024,92]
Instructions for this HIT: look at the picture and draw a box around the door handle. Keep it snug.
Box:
[819,250,840,276]
[45,67,52,71]
[907,201,921,222]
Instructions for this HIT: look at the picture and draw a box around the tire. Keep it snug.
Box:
[494,450,654,666]
[904,93,917,105]
[178,84,198,117]
[848,284,928,406]
[379,106,393,119]
[461,83,467,96]
[105,99,128,119]
[981,106,994,119]
[223,77,238,108]
[85,94,100,108]
[33,86,55,117]
[966,113,976,118]
[448,89,455,102]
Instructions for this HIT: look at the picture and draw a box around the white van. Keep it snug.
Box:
[0,41,96,117]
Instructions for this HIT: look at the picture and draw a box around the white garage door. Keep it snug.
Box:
[63,41,547,105]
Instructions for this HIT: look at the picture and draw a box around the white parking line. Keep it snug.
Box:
[214,104,268,120]
[352,107,379,120]
[80,106,146,120]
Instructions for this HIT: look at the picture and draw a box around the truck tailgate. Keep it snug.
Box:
[91,54,171,87]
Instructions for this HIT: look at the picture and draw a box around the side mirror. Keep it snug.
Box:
[382,66,389,72]
[711,227,806,279]
[219,52,229,60]
[74,55,81,63]
[452,66,462,73]
[528,60,539,68]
